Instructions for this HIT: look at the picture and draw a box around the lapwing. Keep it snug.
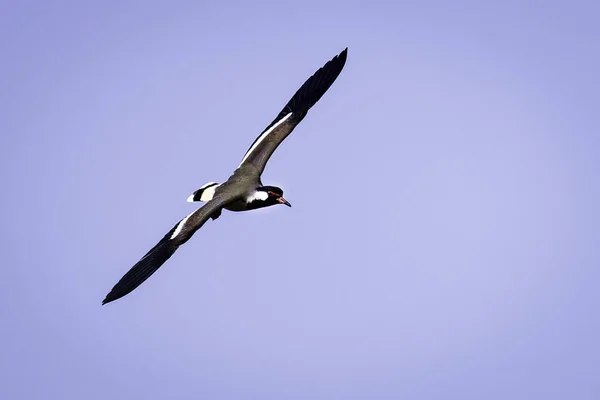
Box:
[103,48,348,304]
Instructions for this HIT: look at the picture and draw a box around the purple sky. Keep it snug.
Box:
[2,1,599,399]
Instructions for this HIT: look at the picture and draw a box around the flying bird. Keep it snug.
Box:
[103,48,348,304]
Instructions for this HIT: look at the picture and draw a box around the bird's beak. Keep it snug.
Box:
[277,197,292,207]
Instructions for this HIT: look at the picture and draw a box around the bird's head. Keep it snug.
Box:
[247,186,292,209]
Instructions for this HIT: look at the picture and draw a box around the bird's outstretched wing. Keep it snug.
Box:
[238,48,347,176]
[102,196,233,305]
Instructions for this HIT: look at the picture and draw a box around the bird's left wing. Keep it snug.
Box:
[102,196,234,305]
[238,48,347,176]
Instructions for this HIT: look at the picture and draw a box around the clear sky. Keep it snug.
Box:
[1,1,598,399]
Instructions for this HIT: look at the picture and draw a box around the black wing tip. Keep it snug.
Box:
[102,272,149,304]
[102,293,117,305]
[282,46,348,118]
[100,217,188,306]
[102,275,136,305]
[102,286,126,305]
[339,47,348,60]
[329,47,348,73]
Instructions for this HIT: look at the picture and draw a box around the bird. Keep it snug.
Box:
[102,48,348,304]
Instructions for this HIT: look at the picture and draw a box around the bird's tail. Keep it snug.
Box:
[187,182,220,202]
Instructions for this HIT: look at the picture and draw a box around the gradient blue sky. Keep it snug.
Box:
[2,1,599,399]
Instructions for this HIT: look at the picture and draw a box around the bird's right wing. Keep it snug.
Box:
[102,195,234,305]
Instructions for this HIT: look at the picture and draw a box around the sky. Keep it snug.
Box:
[1,1,599,399]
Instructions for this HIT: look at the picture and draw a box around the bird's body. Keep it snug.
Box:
[103,48,348,304]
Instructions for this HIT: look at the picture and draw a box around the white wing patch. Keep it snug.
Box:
[170,209,198,240]
[239,112,293,166]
